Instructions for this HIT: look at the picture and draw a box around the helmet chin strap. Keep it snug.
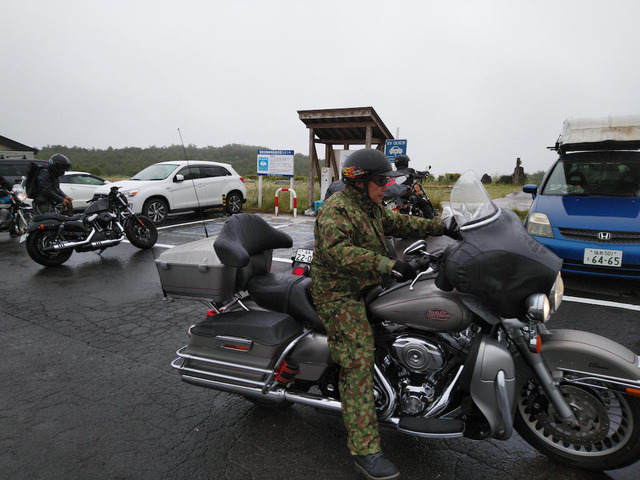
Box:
[354,180,374,203]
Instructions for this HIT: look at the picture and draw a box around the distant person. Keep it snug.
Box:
[394,155,427,185]
[33,154,74,214]
[324,178,346,200]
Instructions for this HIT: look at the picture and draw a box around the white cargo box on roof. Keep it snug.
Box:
[555,114,640,153]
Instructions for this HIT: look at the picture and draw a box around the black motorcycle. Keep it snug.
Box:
[0,179,34,237]
[23,185,158,266]
[385,172,437,219]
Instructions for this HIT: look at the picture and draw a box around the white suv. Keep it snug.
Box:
[92,160,247,224]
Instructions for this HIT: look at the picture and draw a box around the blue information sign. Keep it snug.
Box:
[385,139,407,162]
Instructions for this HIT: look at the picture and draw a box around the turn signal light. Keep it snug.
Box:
[626,387,640,398]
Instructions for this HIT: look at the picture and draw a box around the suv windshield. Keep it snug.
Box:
[131,163,180,181]
[541,151,640,198]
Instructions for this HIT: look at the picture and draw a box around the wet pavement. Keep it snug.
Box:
[0,209,639,480]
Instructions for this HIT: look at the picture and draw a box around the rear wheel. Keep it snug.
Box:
[514,379,640,470]
[143,198,169,225]
[225,191,243,215]
[125,215,158,249]
[26,230,73,266]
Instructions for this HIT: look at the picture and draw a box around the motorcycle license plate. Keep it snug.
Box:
[583,248,623,267]
[294,248,313,264]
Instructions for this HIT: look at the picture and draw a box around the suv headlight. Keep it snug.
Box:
[526,212,554,238]
[123,190,139,198]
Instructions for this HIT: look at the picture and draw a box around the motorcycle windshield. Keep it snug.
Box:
[448,170,499,229]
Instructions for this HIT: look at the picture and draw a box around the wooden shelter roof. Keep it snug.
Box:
[297,106,393,146]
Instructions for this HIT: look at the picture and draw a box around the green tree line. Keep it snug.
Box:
[35,144,546,186]
[36,144,311,179]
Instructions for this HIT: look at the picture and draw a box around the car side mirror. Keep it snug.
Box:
[523,184,538,199]
[174,174,184,183]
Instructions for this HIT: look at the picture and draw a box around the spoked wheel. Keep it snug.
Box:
[125,215,158,249]
[514,380,640,470]
[25,230,73,266]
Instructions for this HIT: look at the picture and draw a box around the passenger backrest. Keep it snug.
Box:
[214,213,293,290]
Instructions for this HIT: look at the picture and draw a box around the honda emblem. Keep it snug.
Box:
[597,232,612,241]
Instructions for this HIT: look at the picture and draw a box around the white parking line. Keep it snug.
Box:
[563,295,640,312]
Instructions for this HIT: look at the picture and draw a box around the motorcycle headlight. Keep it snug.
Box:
[526,212,554,238]
[525,293,550,323]
[548,272,564,313]
[16,192,27,202]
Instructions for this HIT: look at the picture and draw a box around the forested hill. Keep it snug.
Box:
[36,144,310,178]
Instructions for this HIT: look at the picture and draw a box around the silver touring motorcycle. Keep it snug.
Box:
[167,171,640,471]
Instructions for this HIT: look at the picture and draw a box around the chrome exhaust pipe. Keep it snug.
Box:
[43,230,96,251]
[44,230,123,251]
[180,373,343,413]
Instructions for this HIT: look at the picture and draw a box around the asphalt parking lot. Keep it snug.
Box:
[1,208,639,480]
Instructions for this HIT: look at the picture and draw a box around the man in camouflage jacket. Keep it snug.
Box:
[311,148,446,480]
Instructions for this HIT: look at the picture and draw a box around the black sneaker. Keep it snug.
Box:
[353,452,400,480]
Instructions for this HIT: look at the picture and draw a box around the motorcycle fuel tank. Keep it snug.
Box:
[369,277,472,332]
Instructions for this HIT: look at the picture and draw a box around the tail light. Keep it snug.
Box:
[240,177,245,183]
[292,264,310,276]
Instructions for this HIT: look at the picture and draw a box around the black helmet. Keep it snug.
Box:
[49,153,72,176]
[342,149,396,185]
[394,155,410,169]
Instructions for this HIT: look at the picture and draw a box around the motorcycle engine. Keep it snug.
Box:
[391,335,445,374]
[389,335,446,415]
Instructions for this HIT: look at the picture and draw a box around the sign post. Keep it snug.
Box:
[257,150,295,209]
[384,139,407,163]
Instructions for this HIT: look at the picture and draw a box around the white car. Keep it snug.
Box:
[92,160,247,224]
[59,171,111,210]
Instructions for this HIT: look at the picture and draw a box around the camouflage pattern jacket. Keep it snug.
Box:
[311,185,444,304]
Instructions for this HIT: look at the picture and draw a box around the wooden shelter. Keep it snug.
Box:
[298,106,394,209]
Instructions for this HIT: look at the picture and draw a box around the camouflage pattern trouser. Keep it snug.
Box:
[316,297,380,456]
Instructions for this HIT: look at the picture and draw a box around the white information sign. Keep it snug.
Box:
[257,150,294,177]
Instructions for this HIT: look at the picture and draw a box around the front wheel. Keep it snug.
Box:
[25,230,73,266]
[514,380,640,470]
[10,210,34,236]
[125,215,158,249]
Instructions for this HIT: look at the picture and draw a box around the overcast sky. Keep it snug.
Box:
[3,0,640,176]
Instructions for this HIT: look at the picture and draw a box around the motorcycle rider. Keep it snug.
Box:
[311,148,452,480]
[394,154,428,185]
[394,155,435,218]
[33,154,74,214]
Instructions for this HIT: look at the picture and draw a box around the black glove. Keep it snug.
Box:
[443,219,462,240]
[391,260,419,282]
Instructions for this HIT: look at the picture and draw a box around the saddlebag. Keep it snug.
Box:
[155,237,236,302]
[178,311,303,386]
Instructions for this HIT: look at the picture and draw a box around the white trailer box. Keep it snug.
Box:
[556,115,640,152]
